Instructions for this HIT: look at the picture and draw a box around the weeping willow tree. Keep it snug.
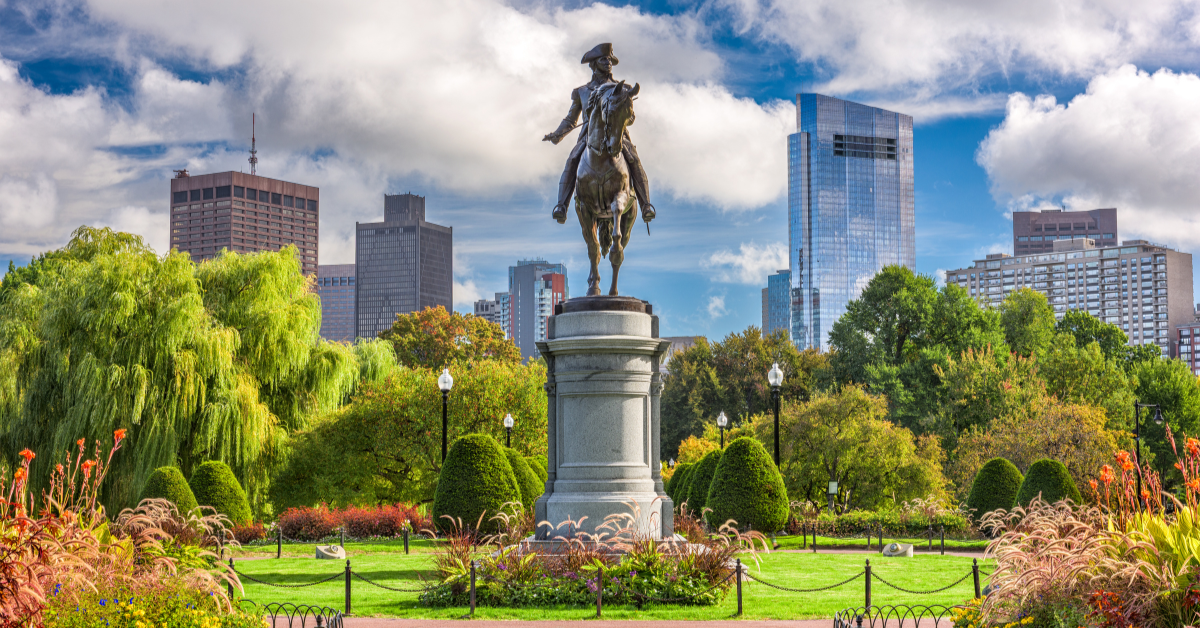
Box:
[0,227,395,515]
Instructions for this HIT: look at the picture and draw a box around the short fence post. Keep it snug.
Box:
[596,565,604,618]
[735,559,743,616]
[812,522,818,553]
[404,527,410,555]
[940,524,945,555]
[973,559,981,599]
[928,524,932,551]
[227,557,235,600]
[276,527,282,559]
[344,559,352,615]
[864,559,871,610]
[470,560,477,615]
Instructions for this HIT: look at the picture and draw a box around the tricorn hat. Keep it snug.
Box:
[581,43,618,65]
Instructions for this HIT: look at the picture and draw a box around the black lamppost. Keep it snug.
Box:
[438,368,454,462]
[717,411,728,448]
[768,362,784,467]
[1134,401,1164,508]
[503,413,514,448]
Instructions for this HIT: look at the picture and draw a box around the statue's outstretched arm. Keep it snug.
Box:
[543,90,583,145]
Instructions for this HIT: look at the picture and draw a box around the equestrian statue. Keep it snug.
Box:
[543,43,653,297]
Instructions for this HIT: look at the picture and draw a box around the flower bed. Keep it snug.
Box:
[275,502,431,541]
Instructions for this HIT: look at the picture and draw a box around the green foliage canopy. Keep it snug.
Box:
[432,434,520,534]
[966,458,1023,519]
[1015,458,1082,506]
[189,460,253,524]
[705,437,788,532]
[685,450,722,513]
[998,288,1057,358]
[504,447,543,513]
[140,466,199,514]
[379,306,520,369]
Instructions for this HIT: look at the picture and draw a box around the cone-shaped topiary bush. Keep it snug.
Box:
[525,456,548,482]
[141,466,199,514]
[670,462,694,506]
[504,448,543,514]
[1016,458,1081,506]
[433,434,520,534]
[189,461,252,525]
[686,450,722,513]
[705,437,788,532]
[967,457,1025,519]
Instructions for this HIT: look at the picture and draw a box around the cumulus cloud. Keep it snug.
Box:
[703,242,787,284]
[96,205,168,251]
[707,295,727,318]
[453,279,485,308]
[977,65,1200,249]
[722,0,1199,114]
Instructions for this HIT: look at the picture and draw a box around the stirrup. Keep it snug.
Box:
[640,203,656,221]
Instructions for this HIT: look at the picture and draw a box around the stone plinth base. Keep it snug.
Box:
[533,296,674,540]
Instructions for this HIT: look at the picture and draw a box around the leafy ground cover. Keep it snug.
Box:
[232,543,991,620]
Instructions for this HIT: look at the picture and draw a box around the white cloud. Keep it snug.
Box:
[703,242,787,284]
[707,295,727,318]
[0,174,58,230]
[933,268,946,287]
[977,65,1200,250]
[96,205,168,252]
[453,279,484,308]
[722,0,1199,115]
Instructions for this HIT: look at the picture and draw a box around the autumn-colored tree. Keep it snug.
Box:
[1038,333,1135,431]
[270,358,547,509]
[675,435,719,465]
[379,306,520,369]
[932,345,1046,443]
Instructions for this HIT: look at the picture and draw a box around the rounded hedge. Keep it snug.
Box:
[504,448,544,514]
[525,456,548,483]
[188,461,252,525]
[670,463,695,506]
[1016,458,1082,506]
[685,450,722,513]
[140,466,199,514]
[666,462,693,503]
[433,434,520,534]
[967,458,1024,519]
[704,437,788,532]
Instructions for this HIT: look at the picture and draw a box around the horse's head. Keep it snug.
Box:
[602,81,639,155]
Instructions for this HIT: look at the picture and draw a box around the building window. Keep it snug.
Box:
[189,189,202,202]
[283,195,294,207]
[203,188,214,200]
[173,191,188,204]
[272,193,282,205]
[216,186,231,198]
[307,200,318,211]
[1104,234,1114,239]
[259,191,270,203]
[234,186,245,198]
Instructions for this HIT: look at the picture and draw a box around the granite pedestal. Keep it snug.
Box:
[532,296,674,540]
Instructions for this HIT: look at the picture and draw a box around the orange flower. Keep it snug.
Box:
[114,428,127,443]
[1188,438,1200,458]
[55,464,63,474]
[76,438,85,448]
[1176,462,1184,471]
[13,468,26,483]
[18,449,34,463]
[1101,465,1115,485]
[1188,478,1200,492]
[1121,459,1136,472]
[1089,479,1099,491]
[1141,489,1151,501]
[81,460,97,478]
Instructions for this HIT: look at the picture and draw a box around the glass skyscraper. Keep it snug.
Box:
[788,94,914,350]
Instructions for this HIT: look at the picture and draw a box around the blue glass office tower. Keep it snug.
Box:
[765,269,791,336]
[789,94,914,350]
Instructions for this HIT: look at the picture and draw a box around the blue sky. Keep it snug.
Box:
[3,0,1200,339]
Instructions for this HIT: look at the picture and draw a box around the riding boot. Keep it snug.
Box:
[622,140,654,222]
[554,142,586,224]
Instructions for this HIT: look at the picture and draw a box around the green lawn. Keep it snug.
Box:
[232,544,992,620]
[772,534,990,552]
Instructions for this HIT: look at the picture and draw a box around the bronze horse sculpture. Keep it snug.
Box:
[574,81,641,296]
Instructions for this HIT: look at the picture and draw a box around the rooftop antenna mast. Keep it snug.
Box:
[248,113,259,175]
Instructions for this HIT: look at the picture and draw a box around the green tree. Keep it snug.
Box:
[1132,358,1200,486]
[933,345,1045,442]
[660,329,825,459]
[269,358,547,510]
[0,228,385,514]
[1015,459,1082,506]
[685,450,722,513]
[966,458,1023,520]
[140,466,199,514]
[189,460,253,525]
[998,288,1057,357]
[705,437,788,532]
[1056,311,1129,363]
[432,434,520,534]
[504,447,543,513]
[379,306,520,369]
[1039,333,1135,430]
[769,385,947,513]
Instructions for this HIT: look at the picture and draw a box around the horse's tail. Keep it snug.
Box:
[599,220,613,258]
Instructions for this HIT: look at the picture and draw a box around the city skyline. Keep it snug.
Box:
[4,1,1200,340]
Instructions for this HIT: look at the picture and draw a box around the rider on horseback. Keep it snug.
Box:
[543,43,655,226]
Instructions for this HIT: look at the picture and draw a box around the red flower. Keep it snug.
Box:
[114,428,127,443]
[18,449,34,463]
[81,460,97,478]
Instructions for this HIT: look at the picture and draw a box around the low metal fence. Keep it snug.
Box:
[237,601,344,628]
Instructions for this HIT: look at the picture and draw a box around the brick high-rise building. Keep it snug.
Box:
[1013,207,1117,255]
[317,264,356,342]
[355,193,453,340]
[169,171,319,275]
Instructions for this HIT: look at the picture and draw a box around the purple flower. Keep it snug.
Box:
[498,563,507,571]
[630,571,638,577]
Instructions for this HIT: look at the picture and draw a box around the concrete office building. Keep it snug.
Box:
[507,260,568,360]
[762,269,791,336]
[945,238,1193,356]
[317,264,356,342]
[473,294,503,326]
[788,94,915,350]
[1013,208,1117,254]
[355,193,452,340]
[169,171,319,275]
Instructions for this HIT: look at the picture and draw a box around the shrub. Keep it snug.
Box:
[1016,458,1082,506]
[967,457,1025,519]
[686,450,722,513]
[188,460,252,525]
[432,433,520,534]
[705,437,788,532]
[139,466,199,514]
[232,520,267,544]
[526,456,548,482]
[504,448,543,513]
[277,504,341,541]
[667,462,693,504]
[276,503,431,541]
